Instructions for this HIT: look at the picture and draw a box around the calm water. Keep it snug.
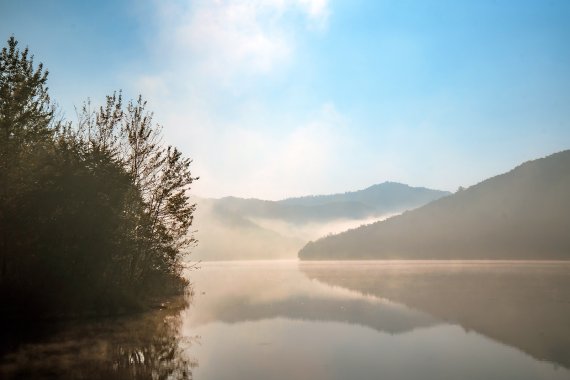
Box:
[1,261,570,379]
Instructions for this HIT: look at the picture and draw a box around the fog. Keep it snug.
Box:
[190,197,399,261]
[300,151,570,260]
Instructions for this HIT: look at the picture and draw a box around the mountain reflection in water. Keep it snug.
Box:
[1,261,570,380]
[181,261,569,380]
[301,260,570,369]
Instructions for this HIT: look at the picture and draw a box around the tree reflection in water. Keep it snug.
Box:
[0,295,198,379]
[301,261,570,369]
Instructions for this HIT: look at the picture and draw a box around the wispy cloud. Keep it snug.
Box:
[150,0,330,79]
[127,0,334,199]
[237,103,349,198]
[173,102,351,199]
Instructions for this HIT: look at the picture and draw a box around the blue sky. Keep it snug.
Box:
[1,0,569,199]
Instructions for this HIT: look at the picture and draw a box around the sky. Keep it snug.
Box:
[1,0,569,200]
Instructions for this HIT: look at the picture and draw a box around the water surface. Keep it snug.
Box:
[1,261,569,379]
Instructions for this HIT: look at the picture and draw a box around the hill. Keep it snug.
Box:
[212,182,450,223]
[191,183,449,261]
[299,150,570,260]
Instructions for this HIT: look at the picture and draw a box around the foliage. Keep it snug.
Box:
[0,37,197,317]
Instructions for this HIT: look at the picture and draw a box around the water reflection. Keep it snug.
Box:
[301,261,570,369]
[2,261,570,380]
[184,261,438,334]
[0,296,197,379]
[182,261,570,380]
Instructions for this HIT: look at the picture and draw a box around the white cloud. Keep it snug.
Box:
[127,0,335,199]
[150,0,330,79]
[136,75,170,99]
[174,1,290,75]
[251,103,347,197]
[163,102,350,200]
[298,0,330,27]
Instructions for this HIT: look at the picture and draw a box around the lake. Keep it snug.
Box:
[2,260,570,379]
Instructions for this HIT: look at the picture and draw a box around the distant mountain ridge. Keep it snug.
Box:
[282,182,447,208]
[213,182,450,224]
[299,150,570,260]
[191,182,450,261]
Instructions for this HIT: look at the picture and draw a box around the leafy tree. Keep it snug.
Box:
[1,36,198,317]
[0,36,53,145]
[0,36,54,283]
[73,93,198,290]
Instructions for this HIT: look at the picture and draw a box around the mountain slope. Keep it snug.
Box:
[213,182,450,224]
[299,150,570,260]
[191,183,450,261]
[281,182,449,210]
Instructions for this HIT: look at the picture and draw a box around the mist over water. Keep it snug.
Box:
[250,213,399,242]
[3,261,569,380]
[300,151,570,260]
[2,1,570,378]
[190,193,407,261]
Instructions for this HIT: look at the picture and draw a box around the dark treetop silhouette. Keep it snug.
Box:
[0,36,197,317]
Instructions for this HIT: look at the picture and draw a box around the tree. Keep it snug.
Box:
[121,96,197,288]
[0,36,54,283]
[0,36,54,145]
[73,93,198,290]
[1,37,198,316]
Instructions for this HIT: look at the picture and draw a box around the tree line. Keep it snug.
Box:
[0,37,197,317]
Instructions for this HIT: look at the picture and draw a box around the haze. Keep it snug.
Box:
[2,1,570,379]
[1,0,569,199]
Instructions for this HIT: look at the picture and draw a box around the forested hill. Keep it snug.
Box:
[191,183,449,261]
[282,181,450,210]
[214,182,450,224]
[299,150,570,260]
